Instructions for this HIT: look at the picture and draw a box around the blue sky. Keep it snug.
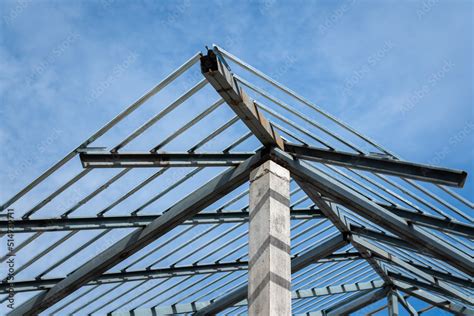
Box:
[1,0,472,197]
[0,0,472,315]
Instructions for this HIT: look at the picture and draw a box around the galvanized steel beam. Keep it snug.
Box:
[349,225,433,256]
[0,209,322,233]
[381,204,474,239]
[295,184,391,284]
[79,152,255,168]
[388,272,473,304]
[214,44,472,210]
[388,290,400,316]
[376,257,473,288]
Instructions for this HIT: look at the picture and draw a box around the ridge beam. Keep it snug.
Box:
[201,49,284,150]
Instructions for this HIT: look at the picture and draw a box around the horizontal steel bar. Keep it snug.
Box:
[285,143,468,188]
[381,204,474,239]
[0,261,247,294]
[417,304,436,314]
[0,252,359,294]
[79,152,255,168]
[351,223,471,265]
[294,279,385,299]
[0,209,323,233]
[349,225,434,256]
[193,234,349,315]
[109,280,385,315]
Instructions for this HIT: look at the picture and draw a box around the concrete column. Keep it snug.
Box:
[388,290,400,316]
[248,160,291,316]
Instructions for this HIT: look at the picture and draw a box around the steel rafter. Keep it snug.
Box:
[213,44,472,211]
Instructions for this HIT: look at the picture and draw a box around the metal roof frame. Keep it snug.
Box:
[1,44,472,315]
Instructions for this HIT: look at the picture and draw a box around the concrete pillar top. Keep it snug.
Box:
[250,160,291,183]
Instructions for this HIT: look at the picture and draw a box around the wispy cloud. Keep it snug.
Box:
[0,1,472,313]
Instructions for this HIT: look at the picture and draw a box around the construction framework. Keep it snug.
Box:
[1,45,472,316]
